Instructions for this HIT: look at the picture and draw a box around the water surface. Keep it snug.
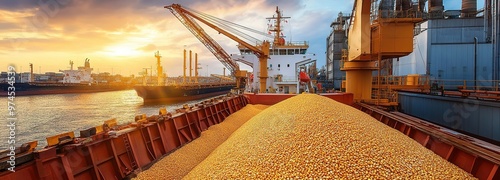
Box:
[0,90,215,149]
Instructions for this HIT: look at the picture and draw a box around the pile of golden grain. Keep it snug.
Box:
[135,104,268,180]
[184,94,475,179]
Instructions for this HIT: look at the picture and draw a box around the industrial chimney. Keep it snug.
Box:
[461,0,477,18]
[429,0,444,19]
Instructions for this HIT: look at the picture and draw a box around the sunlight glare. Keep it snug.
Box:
[103,44,141,57]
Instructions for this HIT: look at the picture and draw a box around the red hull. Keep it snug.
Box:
[1,93,499,180]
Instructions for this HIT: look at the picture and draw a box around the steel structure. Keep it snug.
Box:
[343,0,423,105]
[165,4,271,92]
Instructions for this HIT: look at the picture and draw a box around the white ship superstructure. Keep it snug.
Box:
[231,8,317,94]
[59,59,93,84]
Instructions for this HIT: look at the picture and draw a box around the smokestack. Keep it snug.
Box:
[183,49,186,84]
[461,0,477,18]
[195,53,198,83]
[30,63,34,82]
[428,0,444,19]
[189,50,192,83]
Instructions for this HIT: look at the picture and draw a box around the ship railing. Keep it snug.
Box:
[371,75,430,103]
[371,76,500,99]
[274,76,298,83]
[285,41,308,47]
[431,79,500,92]
[371,10,427,21]
[372,75,430,87]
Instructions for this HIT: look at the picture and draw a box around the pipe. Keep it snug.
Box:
[30,63,34,83]
[474,37,478,90]
[494,0,500,82]
[485,0,492,41]
[195,53,198,83]
[183,49,186,84]
[189,50,192,83]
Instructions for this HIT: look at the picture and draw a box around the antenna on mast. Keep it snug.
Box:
[266,6,290,46]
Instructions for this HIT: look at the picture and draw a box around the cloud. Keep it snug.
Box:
[139,44,157,52]
[0,0,351,76]
[0,0,39,11]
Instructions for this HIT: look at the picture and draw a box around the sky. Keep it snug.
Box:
[0,0,473,77]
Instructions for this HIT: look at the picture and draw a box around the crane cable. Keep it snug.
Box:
[186,6,273,38]
[185,7,273,45]
[169,7,238,73]
[188,10,261,44]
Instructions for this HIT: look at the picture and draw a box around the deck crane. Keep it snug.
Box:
[343,0,424,105]
[165,4,271,92]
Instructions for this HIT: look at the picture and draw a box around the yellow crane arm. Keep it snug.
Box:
[165,4,271,92]
[165,4,239,74]
[347,0,372,61]
[165,4,266,72]
[173,5,265,57]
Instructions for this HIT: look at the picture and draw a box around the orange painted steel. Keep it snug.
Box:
[356,103,500,180]
[4,93,498,179]
[244,93,354,106]
[0,95,248,180]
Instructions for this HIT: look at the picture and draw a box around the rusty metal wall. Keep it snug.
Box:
[0,95,249,179]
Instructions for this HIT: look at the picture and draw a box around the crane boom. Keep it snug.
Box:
[165,4,271,92]
[166,4,239,75]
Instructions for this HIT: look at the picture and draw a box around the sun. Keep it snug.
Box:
[103,44,141,57]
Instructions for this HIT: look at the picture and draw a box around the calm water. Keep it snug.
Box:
[0,90,216,149]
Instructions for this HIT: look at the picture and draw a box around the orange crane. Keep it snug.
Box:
[165,4,271,92]
[343,0,423,105]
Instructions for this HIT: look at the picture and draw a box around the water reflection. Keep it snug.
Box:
[0,90,221,149]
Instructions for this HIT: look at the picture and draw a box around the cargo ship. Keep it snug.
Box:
[230,7,317,94]
[134,83,236,102]
[0,59,132,96]
[133,51,238,102]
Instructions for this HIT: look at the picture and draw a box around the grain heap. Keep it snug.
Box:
[185,94,476,179]
[135,104,268,180]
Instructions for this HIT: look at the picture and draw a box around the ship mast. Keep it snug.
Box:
[267,6,290,46]
[155,51,165,86]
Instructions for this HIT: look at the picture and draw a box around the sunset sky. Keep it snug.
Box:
[1,0,471,77]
